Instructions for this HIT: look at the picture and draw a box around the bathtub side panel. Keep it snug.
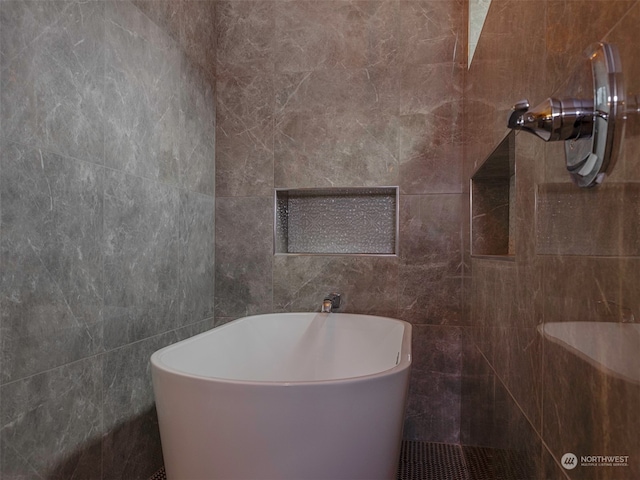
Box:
[153,368,410,480]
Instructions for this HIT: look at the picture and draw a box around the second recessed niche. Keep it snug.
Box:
[471,132,516,258]
[275,187,398,255]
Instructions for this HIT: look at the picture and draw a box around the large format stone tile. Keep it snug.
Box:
[216,74,274,197]
[398,0,465,66]
[398,194,463,324]
[216,0,275,78]
[398,108,463,195]
[546,0,636,95]
[404,325,462,443]
[273,255,399,317]
[103,170,180,350]
[398,63,463,116]
[179,59,216,196]
[0,357,102,480]
[398,264,463,325]
[102,326,198,480]
[541,256,635,325]
[399,194,463,268]
[178,0,217,81]
[131,0,217,80]
[215,196,273,317]
[178,191,215,326]
[275,0,399,72]
[104,0,181,184]
[0,0,70,65]
[276,67,397,117]
[0,143,103,383]
[542,338,640,480]
[536,183,640,257]
[0,0,105,164]
[274,110,399,188]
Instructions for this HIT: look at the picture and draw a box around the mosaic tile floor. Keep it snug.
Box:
[150,440,534,480]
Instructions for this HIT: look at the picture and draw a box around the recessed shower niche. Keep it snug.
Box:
[471,132,516,258]
[275,187,398,255]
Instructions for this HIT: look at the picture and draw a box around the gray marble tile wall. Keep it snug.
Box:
[214,0,468,444]
[465,1,640,479]
[0,1,216,478]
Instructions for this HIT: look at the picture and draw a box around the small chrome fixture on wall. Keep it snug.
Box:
[507,42,629,187]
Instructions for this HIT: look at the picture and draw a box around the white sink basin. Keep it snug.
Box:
[539,322,640,385]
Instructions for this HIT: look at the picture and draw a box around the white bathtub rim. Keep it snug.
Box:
[151,312,412,387]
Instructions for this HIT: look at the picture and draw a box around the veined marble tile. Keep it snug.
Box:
[179,59,216,196]
[102,327,198,480]
[216,74,274,197]
[542,337,640,480]
[0,142,103,383]
[103,169,180,350]
[104,0,181,184]
[216,0,275,78]
[274,110,399,188]
[1,357,102,480]
[409,325,463,431]
[276,67,398,117]
[179,0,217,81]
[0,0,105,164]
[399,0,465,66]
[546,0,636,95]
[179,191,215,326]
[399,194,463,268]
[536,183,640,257]
[275,0,399,72]
[399,63,463,115]
[132,0,217,80]
[0,0,70,65]
[273,255,399,318]
[399,109,463,194]
[214,196,273,317]
[398,264,463,325]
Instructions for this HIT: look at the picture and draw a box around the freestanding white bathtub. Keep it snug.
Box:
[151,312,412,480]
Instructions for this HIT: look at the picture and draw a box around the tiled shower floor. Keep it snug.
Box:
[150,440,534,480]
